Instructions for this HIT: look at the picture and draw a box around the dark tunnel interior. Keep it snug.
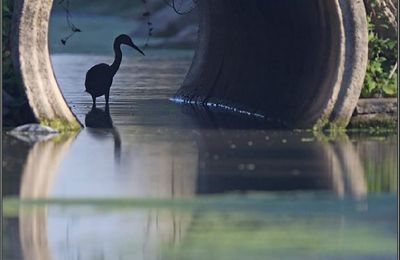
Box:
[176,0,342,127]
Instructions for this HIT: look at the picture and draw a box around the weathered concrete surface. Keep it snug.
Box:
[354,98,397,115]
[174,0,368,128]
[11,0,80,129]
[349,98,397,128]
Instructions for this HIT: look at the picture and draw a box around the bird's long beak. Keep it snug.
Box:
[129,42,145,56]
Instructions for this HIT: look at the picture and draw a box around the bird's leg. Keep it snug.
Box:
[92,96,96,108]
[105,90,110,107]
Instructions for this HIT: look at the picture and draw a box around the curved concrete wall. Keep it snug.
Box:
[175,0,368,128]
[11,0,367,129]
[11,0,80,128]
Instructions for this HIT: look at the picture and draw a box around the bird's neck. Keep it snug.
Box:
[110,42,122,76]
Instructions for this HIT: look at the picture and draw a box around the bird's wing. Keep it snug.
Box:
[85,63,110,80]
[85,63,112,89]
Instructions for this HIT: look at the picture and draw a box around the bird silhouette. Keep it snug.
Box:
[85,34,145,106]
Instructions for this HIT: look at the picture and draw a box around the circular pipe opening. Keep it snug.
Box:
[11,0,367,129]
[175,0,368,128]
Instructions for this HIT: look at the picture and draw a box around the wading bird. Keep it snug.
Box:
[85,34,145,107]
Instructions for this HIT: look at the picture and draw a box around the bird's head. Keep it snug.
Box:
[116,34,145,56]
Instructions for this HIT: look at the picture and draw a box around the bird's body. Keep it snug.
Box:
[85,63,113,99]
[85,34,144,107]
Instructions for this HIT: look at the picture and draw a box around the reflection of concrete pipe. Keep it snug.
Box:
[316,133,367,198]
[19,206,51,260]
[20,134,77,199]
[17,132,197,259]
[327,141,368,198]
[325,146,346,196]
[50,129,199,198]
[19,134,77,260]
[41,208,193,259]
[19,207,193,260]
[195,131,367,196]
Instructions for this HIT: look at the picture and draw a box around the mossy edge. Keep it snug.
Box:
[40,118,81,133]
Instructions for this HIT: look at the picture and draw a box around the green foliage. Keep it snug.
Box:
[362,16,398,98]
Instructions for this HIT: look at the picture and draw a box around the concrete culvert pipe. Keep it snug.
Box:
[11,0,80,130]
[174,0,368,128]
[11,0,367,129]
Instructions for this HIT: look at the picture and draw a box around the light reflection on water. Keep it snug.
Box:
[8,128,392,200]
[2,54,397,260]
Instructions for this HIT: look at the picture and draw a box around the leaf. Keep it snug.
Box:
[382,84,397,96]
[367,81,376,92]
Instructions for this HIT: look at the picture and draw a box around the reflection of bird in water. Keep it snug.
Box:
[85,106,121,163]
[85,105,113,128]
[85,34,145,107]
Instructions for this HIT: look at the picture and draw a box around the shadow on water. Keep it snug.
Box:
[85,105,114,128]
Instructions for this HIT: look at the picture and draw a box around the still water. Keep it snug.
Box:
[2,53,397,260]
